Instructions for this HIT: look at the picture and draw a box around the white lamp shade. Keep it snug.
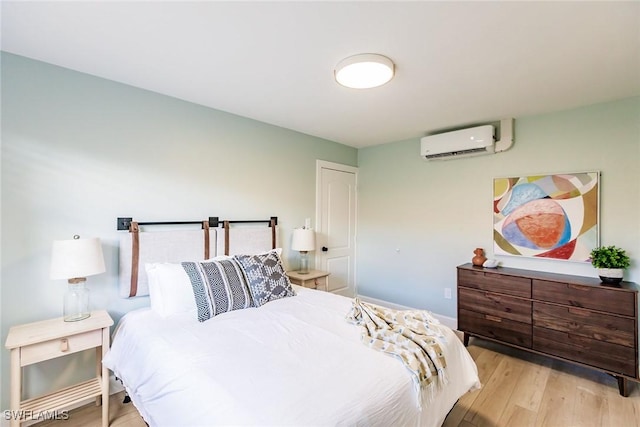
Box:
[50,237,106,280]
[291,228,316,252]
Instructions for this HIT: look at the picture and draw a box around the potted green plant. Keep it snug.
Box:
[589,245,631,284]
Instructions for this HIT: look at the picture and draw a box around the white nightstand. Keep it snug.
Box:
[287,270,330,291]
[4,310,114,427]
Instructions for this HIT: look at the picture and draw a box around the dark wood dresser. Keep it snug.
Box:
[457,263,639,396]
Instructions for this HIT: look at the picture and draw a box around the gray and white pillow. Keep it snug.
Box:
[234,250,296,307]
[182,259,253,322]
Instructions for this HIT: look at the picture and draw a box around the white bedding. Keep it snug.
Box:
[103,286,480,427]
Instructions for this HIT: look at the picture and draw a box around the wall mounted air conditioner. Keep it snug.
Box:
[421,125,495,161]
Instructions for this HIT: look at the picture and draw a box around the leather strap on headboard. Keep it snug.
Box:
[129,221,140,298]
[203,220,210,260]
[270,218,276,249]
[224,220,230,255]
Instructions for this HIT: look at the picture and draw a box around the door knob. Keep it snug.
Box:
[322,246,328,252]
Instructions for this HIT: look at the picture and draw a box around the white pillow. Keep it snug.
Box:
[145,255,233,317]
[145,263,197,317]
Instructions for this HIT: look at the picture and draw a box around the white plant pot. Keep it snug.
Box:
[596,268,624,285]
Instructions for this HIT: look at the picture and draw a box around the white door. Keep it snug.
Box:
[315,161,357,297]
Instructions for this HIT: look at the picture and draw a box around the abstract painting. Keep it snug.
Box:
[493,172,599,262]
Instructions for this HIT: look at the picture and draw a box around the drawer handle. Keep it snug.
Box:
[485,314,502,323]
[60,338,69,352]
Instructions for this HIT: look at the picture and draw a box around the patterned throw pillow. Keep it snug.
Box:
[234,250,296,307]
[182,259,254,322]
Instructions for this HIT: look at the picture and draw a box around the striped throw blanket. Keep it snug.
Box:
[346,298,448,404]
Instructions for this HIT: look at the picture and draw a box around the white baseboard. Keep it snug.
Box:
[357,294,458,330]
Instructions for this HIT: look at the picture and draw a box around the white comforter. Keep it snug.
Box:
[103,286,479,427]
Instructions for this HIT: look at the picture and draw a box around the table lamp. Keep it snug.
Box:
[291,228,315,274]
[50,235,106,321]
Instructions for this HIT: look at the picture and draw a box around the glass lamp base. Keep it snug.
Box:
[64,312,91,322]
[299,251,310,274]
[64,282,91,322]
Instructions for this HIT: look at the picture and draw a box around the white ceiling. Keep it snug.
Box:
[2,1,639,148]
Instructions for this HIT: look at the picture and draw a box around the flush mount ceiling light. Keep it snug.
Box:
[334,53,395,89]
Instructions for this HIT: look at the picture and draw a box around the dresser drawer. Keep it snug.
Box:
[533,302,635,348]
[458,268,531,298]
[532,280,636,317]
[20,329,102,366]
[459,288,531,324]
[458,308,532,348]
[533,326,636,377]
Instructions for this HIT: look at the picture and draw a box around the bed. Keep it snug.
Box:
[103,217,480,426]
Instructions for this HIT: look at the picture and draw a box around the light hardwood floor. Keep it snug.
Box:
[35,337,640,427]
[444,338,640,427]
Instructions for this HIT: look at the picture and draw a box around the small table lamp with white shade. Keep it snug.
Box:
[291,228,315,274]
[50,235,106,322]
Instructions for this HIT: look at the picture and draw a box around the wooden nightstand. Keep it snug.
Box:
[4,310,114,426]
[287,270,330,291]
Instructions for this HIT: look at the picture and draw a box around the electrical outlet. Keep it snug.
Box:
[444,288,452,299]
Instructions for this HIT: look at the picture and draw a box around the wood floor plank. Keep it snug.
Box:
[463,355,526,427]
[572,385,607,427]
[504,353,552,413]
[534,368,578,427]
[495,352,551,427]
[603,386,640,427]
[497,403,538,427]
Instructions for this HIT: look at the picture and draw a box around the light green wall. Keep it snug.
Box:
[0,53,357,408]
[357,96,640,318]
